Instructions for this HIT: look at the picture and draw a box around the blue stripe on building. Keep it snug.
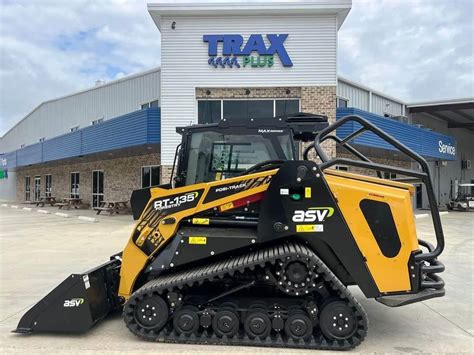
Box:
[2,107,161,169]
[336,108,457,161]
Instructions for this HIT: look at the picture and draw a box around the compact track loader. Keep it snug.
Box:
[14,114,445,350]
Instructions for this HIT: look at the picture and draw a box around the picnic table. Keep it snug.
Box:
[57,198,86,210]
[35,196,58,207]
[94,200,130,216]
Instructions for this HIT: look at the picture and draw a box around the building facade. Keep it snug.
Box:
[1,1,472,209]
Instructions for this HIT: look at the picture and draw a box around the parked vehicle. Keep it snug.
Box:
[447,183,474,211]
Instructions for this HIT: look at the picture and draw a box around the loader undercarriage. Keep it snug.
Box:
[123,242,368,350]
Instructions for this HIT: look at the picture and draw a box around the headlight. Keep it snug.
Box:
[460,203,467,207]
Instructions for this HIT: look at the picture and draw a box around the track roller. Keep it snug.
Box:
[244,308,271,339]
[173,306,200,335]
[212,310,239,337]
[319,300,357,340]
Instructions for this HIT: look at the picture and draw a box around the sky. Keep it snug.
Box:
[0,0,473,136]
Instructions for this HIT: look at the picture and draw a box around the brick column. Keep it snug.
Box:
[301,86,337,159]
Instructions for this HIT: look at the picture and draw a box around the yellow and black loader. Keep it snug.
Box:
[14,114,445,350]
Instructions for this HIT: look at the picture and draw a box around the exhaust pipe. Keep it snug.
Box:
[13,256,122,334]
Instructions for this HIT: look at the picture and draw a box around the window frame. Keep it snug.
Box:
[25,176,31,201]
[45,174,52,197]
[337,97,349,108]
[141,165,161,188]
[70,172,80,198]
[140,99,159,110]
[91,118,104,125]
[92,170,104,208]
[34,175,41,202]
[196,98,301,123]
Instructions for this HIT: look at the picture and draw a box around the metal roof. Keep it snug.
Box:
[407,99,474,131]
[147,0,352,30]
[0,67,161,139]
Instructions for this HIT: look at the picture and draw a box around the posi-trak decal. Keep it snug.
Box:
[292,207,335,223]
[154,191,199,210]
[63,298,85,307]
[203,175,273,203]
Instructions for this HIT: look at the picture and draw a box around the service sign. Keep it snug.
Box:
[203,34,293,68]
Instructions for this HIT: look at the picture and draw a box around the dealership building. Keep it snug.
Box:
[1,1,473,209]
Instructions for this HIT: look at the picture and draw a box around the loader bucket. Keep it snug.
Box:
[13,256,121,334]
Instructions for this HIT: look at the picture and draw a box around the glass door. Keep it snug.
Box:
[45,175,52,197]
[25,176,31,201]
[92,170,104,208]
[70,172,80,198]
[34,176,41,201]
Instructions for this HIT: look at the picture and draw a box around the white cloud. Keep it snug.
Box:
[338,0,474,102]
[0,0,160,136]
[0,0,472,136]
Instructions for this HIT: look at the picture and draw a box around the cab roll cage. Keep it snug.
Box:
[306,114,445,263]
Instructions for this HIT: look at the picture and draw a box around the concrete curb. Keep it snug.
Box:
[22,207,33,211]
[55,212,70,218]
[11,205,19,209]
[78,216,97,223]
[37,209,50,214]
[415,211,449,219]
[415,213,429,219]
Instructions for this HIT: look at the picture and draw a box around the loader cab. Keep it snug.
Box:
[174,113,328,187]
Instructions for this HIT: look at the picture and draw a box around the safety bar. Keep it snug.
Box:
[312,115,445,262]
[418,240,445,289]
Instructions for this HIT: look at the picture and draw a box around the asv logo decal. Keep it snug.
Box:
[64,298,85,307]
[154,192,199,210]
[292,207,335,222]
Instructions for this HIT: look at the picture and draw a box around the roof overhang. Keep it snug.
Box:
[407,98,474,131]
[148,0,352,31]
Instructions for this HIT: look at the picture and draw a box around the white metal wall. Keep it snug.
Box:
[0,69,161,153]
[337,80,369,110]
[337,79,405,116]
[371,94,404,117]
[160,15,338,165]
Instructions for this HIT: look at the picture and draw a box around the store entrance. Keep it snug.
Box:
[34,176,41,202]
[92,170,104,208]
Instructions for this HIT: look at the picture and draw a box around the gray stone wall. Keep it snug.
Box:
[16,153,160,204]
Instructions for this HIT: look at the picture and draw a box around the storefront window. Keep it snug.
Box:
[223,100,273,120]
[70,172,80,198]
[45,174,52,197]
[198,99,301,122]
[276,100,300,116]
[142,166,160,188]
[25,176,31,201]
[198,100,221,124]
[337,97,348,108]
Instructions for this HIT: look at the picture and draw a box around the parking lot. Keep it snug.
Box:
[0,204,473,354]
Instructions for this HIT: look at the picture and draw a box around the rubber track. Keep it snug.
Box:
[124,242,368,350]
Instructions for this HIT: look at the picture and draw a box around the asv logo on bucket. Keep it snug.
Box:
[64,298,85,307]
[292,207,335,222]
[438,140,455,156]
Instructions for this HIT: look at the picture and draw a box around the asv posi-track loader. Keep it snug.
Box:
[14,113,445,350]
